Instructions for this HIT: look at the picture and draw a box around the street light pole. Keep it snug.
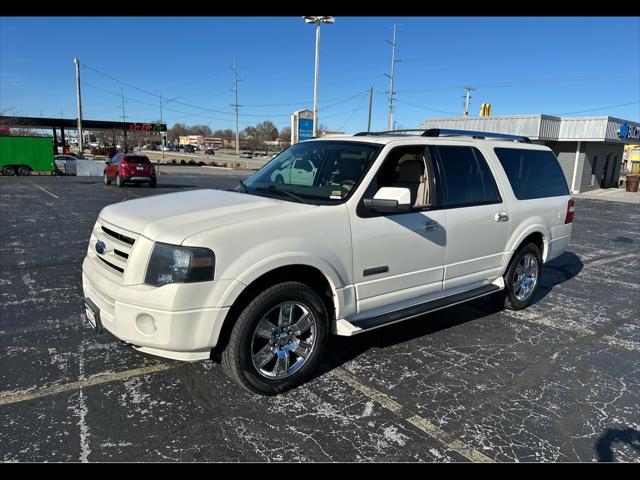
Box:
[303,16,335,138]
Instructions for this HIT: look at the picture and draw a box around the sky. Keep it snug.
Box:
[1,16,639,135]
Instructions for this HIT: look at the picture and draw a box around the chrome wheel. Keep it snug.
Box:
[513,253,538,302]
[250,301,317,379]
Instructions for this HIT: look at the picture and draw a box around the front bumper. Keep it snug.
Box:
[82,255,235,361]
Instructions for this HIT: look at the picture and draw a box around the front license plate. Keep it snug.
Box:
[85,301,97,328]
[84,299,103,333]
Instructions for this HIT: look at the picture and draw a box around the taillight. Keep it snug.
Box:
[564,199,575,224]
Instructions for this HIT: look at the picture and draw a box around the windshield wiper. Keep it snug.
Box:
[253,185,308,204]
[237,179,250,192]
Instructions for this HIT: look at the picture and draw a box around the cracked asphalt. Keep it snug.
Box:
[0,168,638,462]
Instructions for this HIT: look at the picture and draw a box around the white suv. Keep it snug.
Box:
[82,129,574,394]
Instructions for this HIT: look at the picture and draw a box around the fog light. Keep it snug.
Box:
[136,314,157,336]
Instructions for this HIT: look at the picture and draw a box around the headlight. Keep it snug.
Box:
[144,242,215,286]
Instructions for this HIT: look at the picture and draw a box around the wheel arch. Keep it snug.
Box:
[504,226,547,272]
[212,263,338,361]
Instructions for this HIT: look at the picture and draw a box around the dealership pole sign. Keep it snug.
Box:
[298,111,314,141]
[618,122,640,141]
[292,109,314,143]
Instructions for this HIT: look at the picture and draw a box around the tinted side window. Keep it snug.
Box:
[494,148,569,200]
[435,146,501,207]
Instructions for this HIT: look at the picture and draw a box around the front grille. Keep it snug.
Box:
[102,225,135,245]
[91,220,138,279]
[98,256,125,273]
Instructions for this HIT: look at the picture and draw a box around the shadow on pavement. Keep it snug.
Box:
[595,427,640,462]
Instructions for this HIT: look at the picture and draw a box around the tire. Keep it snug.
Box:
[17,166,31,176]
[103,172,111,185]
[221,281,329,395]
[149,178,157,188]
[275,175,284,184]
[2,165,16,176]
[501,243,542,310]
[116,173,125,187]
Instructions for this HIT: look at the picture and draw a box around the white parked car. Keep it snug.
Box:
[54,154,78,175]
[82,129,574,394]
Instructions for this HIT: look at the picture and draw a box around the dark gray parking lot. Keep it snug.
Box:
[0,169,639,462]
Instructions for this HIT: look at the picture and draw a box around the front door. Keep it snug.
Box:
[349,145,446,318]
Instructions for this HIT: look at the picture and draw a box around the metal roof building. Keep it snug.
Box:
[421,115,640,193]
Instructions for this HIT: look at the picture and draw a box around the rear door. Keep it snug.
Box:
[432,144,509,291]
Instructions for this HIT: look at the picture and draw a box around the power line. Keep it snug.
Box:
[554,100,640,116]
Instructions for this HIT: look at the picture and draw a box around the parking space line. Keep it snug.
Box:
[0,363,175,407]
[331,367,494,463]
[29,182,61,199]
[582,252,638,269]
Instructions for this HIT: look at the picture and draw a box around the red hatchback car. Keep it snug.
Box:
[104,153,156,188]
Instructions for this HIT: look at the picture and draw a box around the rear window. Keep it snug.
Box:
[124,156,151,164]
[494,148,569,200]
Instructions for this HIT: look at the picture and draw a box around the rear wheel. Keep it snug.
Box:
[149,178,157,188]
[17,165,31,176]
[500,243,542,310]
[116,173,125,187]
[2,165,16,176]
[221,281,329,395]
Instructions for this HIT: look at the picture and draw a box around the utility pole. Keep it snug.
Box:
[385,23,400,131]
[231,58,240,157]
[367,87,373,133]
[160,93,165,160]
[120,88,127,151]
[463,85,475,116]
[74,57,84,152]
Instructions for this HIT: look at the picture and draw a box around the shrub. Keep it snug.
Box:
[180,159,187,165]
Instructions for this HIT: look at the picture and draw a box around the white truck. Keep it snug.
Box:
[82,129,574,394]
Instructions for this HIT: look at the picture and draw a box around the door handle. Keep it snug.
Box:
[425,220,439,230]
[495,212,509,222]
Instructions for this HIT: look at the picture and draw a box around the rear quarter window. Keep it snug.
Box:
[494,148,569,200]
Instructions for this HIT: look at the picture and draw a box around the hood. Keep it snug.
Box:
[99,189,310,245]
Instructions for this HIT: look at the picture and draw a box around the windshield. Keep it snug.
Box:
[241,141,382,204]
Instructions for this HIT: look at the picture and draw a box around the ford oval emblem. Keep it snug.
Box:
[95,241,106,254]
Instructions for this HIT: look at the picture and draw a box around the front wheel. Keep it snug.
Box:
[103,172,111,185]
[501,243,542,310]
[221,281,329,395]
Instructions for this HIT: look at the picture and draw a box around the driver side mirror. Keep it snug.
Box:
[364,187,413,213]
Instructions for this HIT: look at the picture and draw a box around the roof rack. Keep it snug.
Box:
[353,128,531,143]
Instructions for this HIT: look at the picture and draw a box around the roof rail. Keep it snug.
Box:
[353,128,531,143]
